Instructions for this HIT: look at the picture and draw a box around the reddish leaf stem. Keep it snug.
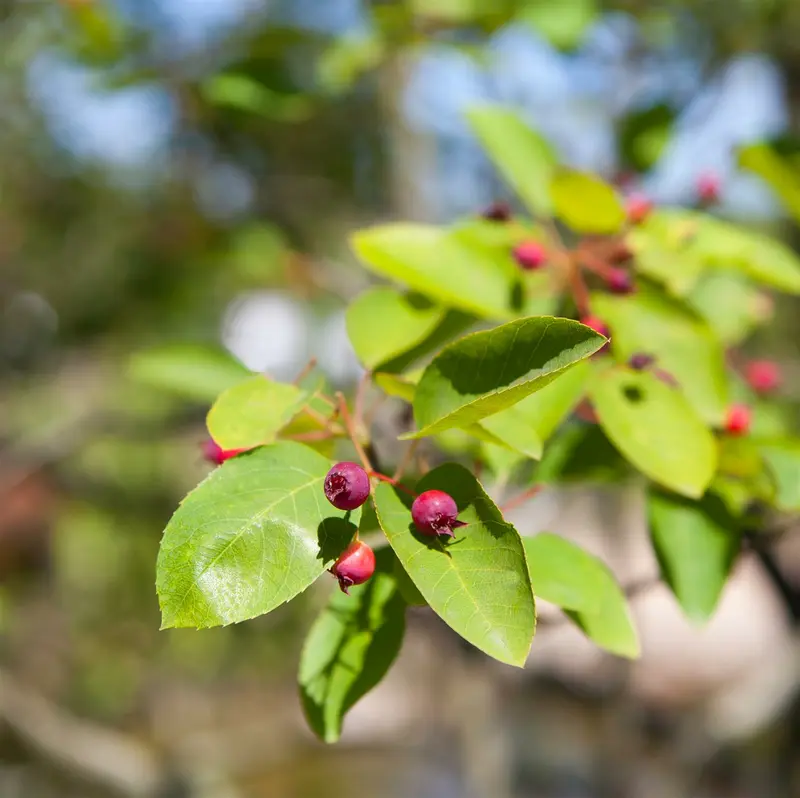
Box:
[370,471,417,497]
[336,392,372,473]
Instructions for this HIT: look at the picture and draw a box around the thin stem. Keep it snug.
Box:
[578,248,615,280]
[284,429,335,443]
[566,253,591,317]
[314,392,337,410]
[336,392,372,473]
[293,357,318,385]
[303,405,342,434]
[370,471,417,497]
[393,439,420,481]
[500,484,543,514]
[354,370,371,432]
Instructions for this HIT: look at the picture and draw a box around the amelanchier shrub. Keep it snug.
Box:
[154,107,800,743]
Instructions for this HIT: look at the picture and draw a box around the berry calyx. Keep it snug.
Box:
[512,241,547,271]
[202,439,249,465]
[745,360,781,394]
[581,315,610,339]
[626,193,653,225]
[697,172,721,205]
[331,540,375,594]
[482,200,512,223]
[607,267,635,294]
[628,353,655,370]
[411,490,461,538]
[324,462,371,511]
[725,404,752,436]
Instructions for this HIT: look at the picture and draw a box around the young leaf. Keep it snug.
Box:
[128,344,251,402]
[648,492,740,623]
[373,372,418,403]
[298,547,406,743]
[345,287,445,371]
[465,106,556,216]
[520,0,597,49]
[590,368,717,499]
[157,443,360,629]
[550,170,625,234]
[405,317,605,438]
[207,376,307,450]
[687,272,766,345]
[738,143,800,224]
[523,533,639,658]
[759,440,800,511]
[592,288,727,424]
[373,464,535,667]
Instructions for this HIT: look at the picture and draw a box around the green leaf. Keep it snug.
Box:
[298,547,406,743]
[519,0,597,49]
[523,533,639,658]
[393,558,427,606]
[759,440,800,511]
[648,492,740,623]
[406,317,605,439]
[346,287,446,370]
[550,170,625,234]
[373,372,418,403]
[687,272,767,345]
[206,376,307,450]
[373,464,535,666]
[317,34,384,95]
[465,106,556,216]
[738,143,800,223]
[477,410,543,460]
[157,443,359,629]
[128,344,251,402]
[589,367,717,499]
[592,288,727,424]
[351,224,518,319]
[201,74,313,122]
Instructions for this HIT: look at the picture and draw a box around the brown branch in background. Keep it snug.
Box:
[336,392,372,473]
[393,439,420,482]
[302,404,342,434]
[501,484,543,514]
[578,248,615,280]
[354,370,371,432]
[284,430,336,443]
[566,253,591,317]
[292,356,317,385]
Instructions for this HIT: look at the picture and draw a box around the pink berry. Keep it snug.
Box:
[411,490,461,538]
[581,315,610,339]
[745,360,781,394]
[626,193,653,225]
[324,462,370,511]
[725,404,752,436]
[331,540,375,594]
[697,172,721,205]
[482,200,512,222]
[512,241,547,271]
[607,267,635,294]
[628,353,655,370]
[202,439,248,465]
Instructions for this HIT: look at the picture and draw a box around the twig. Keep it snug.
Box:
[354,370,371,432]
[336,392,372,473]
[577,248,615,280]
[293,356,318,385]
[302,404,342,433]
[284,430,336,443]
[393,439,420,481]
[370,471,416,497]
[566,253,591,317]
[500,484,543,514]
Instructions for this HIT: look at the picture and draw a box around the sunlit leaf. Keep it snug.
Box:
[739,143,800,223]
[759,440,800,511]
[550,170,625,234]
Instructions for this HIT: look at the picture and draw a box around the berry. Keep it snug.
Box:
[626,193,653,225]
[331,540,375,594]
[697,172,721,205]
[725,404,752,436]
[482,200,512,223]
[324,462,370,511]
[202,439,248,465]
[745,360,782,394]
[581,315,610,339]
[513,241,547,271]
[411,490,461,538]
[608,241,634,263]
[575,399,598,424]
[629,353,655,370]
[607,267,635,294]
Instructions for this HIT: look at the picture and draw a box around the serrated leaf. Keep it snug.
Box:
[405,317,605,439]
[157,443,359,629]
[299,547,406,743]
[738,143,800,223]
[648,492,740,623]
[207,376,307,450]
[465,106,556,216]
[523,533,639,658]
[759,440,800,511]
[373,464,535,666]
[550,171,625,234]
[592,288,727,424]
[128,344,251,402]
[590,368,717,498]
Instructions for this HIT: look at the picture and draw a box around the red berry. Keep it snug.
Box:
[607,267,634,294]
[512,241,547,271]
[697,172,721,205]
[324,462,370,511]
[745,360,781,394]
[575,399,598,424]
[725,404,752,436]
[202,439,248,465]
[331,540,375,594]
[581,315,610,339]
[411,490,461,538]
[628,353,655,370]
[482,200,512,222]
[626,193,653,225]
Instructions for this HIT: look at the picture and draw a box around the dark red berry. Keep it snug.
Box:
[512,241,547,271]
[697,172,721,205]
[482,200,512,222]
[581,315,610,339]
[607,267,635,294]
[626,193,653,225]
[628,353,655,370]
[745,360,781,394]
[411,490,461,538]
[725,404,751,436]
[202,439,248,465]
[324,462,370,511]
[331,540,375,594]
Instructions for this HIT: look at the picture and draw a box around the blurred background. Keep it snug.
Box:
[1,1,800,796]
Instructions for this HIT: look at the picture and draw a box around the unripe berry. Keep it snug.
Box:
[324,462,370,511]
[331,540,375,594]
[512,241,547,271]
[607,267,635,294]
[580,315,610,339]
[697,171,721,205]
[411,490,461,538]
[202,439,248,465]
[628,353,655,371]
[745,360,782,394]
[482,200,512,223]
[725,404,752,436]
[626,193,653,225]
